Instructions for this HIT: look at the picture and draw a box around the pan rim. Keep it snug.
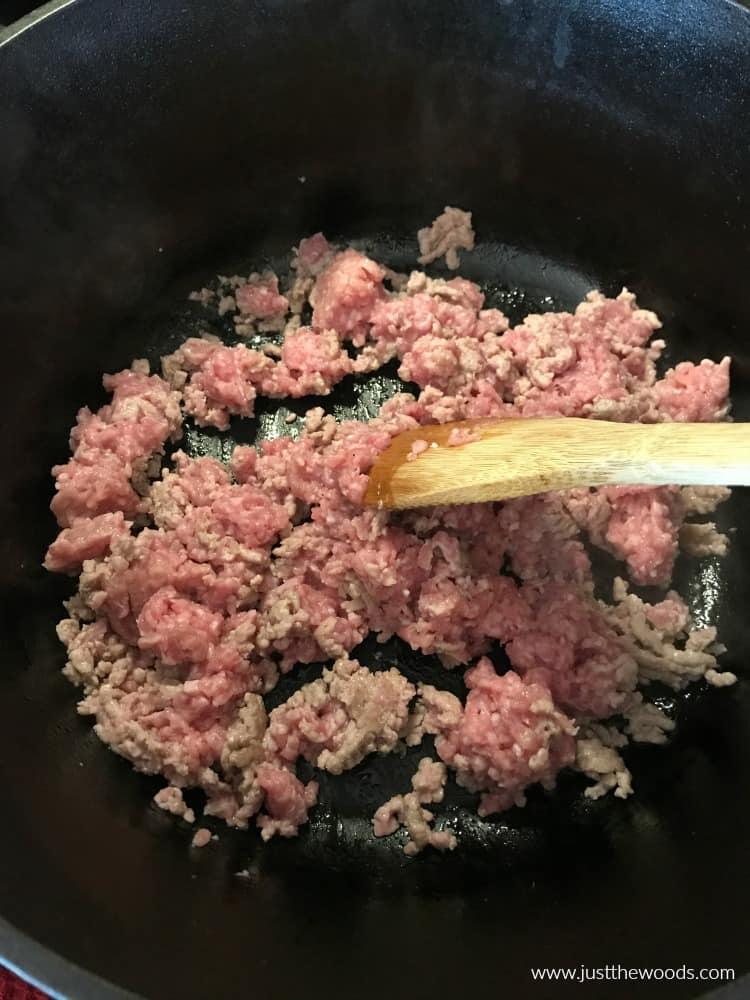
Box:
[0,0,79,47]
[0,914,142,1000]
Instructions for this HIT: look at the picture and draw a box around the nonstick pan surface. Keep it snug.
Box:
[1,1,750,998]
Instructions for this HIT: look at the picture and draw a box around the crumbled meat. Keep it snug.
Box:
[681,485,731,516]
[425,658,577,816]
[265,327,353,397]
[264,657,415,774]
[154,786,196,823]
[654,357,731,422]
[373,758,456,856]
[563,485,684,586]
[604,577,735,689]
[44,512,132,574]
[447,426,481,446]
[255,763,318,840]
[48,364,181,534]
[161,337,273,430]
[575,729,633,801]
[191,827,212,848]
[310,249,387,345]
[235,272,289,321]
[45,216,735,853]
[417,206,475,270]
[406,438,430,462]
[506,581,638,717]
[679,521,728,557]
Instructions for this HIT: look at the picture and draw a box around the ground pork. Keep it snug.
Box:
[161,337,273,430]
[48,363,181,536]
[563,485,684,586]
[263,327,353,397]
[679,521,728,557]
[235,272,289,322]
[424,658,577,816]
[406,438,430,462]
[44,512,132,574]
[447,426,482,446]
[603,577,736,690]
[373,758,456,856]
[417,206,475,270]
[310,248,387,345]
[681,484,731,516]
[654,357,731,422]
[45,216,735,850]
[154,786,196,823]
[191,827,212,848]
[264,657,415,774]
[507,581,638,717]
[575,727,633,801]
[255,764,318,840]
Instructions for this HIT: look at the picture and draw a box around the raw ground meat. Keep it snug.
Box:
[45,209,736,852]
[310,248,387,345]
[235,273,289,323]
[419,659,577,815]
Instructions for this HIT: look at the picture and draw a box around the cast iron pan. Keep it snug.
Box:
[1,1,750,997]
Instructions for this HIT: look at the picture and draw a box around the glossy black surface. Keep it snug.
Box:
[1,1,750,998]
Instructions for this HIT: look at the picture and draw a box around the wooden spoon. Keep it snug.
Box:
[364,417,750,510]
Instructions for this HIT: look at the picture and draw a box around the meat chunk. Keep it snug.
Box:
[154,786,195,823]
[426,659,577,816]
[162,337,273,430]
[44,511,131,574]
[310,249,387,344]
[417,206,475,270]
[373,758,456,856]
[235,272,289,321]
[507,581,638,717]
[255,763,318,840]
[264,657,415,774]
[655,357,730,422]
[264,327,353,397]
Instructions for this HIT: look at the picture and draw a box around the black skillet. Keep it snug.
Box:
[1,1,750,997]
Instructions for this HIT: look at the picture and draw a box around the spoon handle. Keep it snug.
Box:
[365,418,750,510]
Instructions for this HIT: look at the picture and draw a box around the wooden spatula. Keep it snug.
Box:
[364,417,750,510]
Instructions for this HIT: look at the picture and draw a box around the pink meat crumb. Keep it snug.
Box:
[47,364,181,557]
[564,485,684,586]
[264,327,353,397]
[162,338,273,430]
[654,357,731,422]
[507,581,638,717]
[255,763,318,840]
[425,659,577,816]
[447,426,481,446]
[235,273,289,320]
[406,438,430,462]
[136,587,224,665]
[191,827,212,848]
[296,233,334,277]
[310,249,387,345]
[44,511,131,574]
